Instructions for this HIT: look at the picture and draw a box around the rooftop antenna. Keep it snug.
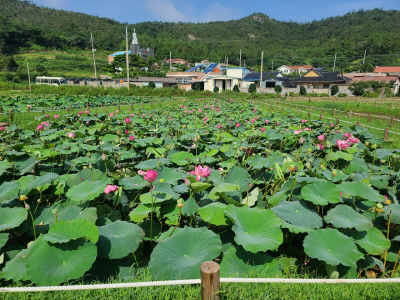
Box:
[90,33,97,79]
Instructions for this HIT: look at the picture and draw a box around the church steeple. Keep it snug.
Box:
[131,28,138,45]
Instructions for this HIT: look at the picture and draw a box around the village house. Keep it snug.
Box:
[374,66,400,76]
[292,69,351,93]
[277,65,313,75]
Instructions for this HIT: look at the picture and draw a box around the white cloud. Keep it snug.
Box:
[143,0,235,23]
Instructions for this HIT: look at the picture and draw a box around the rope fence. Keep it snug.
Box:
[1,260,399,296]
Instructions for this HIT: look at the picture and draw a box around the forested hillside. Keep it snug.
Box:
[1,0,400,67]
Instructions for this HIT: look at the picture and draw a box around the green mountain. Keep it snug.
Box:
[1,0,400,67]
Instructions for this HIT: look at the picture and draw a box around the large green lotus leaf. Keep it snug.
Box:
[44,219,99,244]
[149,226,222,280]
[383,204,400,225]
[0,181,20,203]
[140,191,173,204]
[209,183,240,200]
[181,196,199,216]
[26,237,97,286]
[224,166,252,194]
[51,206,97,226]
[139,219,162,241]
[0,161,11,176]
[241,187,260,207]
[301,180,340,205]
[220,245,281,278]
[26,173,59,192]
[338,181,385,202]
[303,228,364,266]
[101,134,118,142]
[328,151,353,161]
[198,203,230,226]
[280,220,313,233]
[97,221,143,259]
[1,248,31,282]
[225,205,283,253]
[343,158,369,174]
[119,175,148,190]
[0,233,9,249]
[0,207,27,231]
[14,156,37,175]
[135,159,160,170]
[271,200,323,229]
[66,168,105,187]
[156,167,183,185]
[171,152,194,166]
[247,156,269,170]
[129,204,152,222]
[349,227,391,255]
[324,205,372,231]
[66,179,109,203]
[190,182,212,192]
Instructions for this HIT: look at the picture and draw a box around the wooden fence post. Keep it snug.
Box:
[41,109,44,114]
[336,118,340,125]
[391,102,394,109]
[200,261,220,300]
[320,114,323,121]
[308,111,311,119]
[311,106,313,111]
[384,127,389,141]
[356,121,360,126]
[50,105,53,110]
[368,113,371,123]
[296,104,298,109]
[321,107,324,114]
[9,110,13,122]
[375,101,377,107]
[131,103,134,110]
[349,110,352,119]
[86,103,89,109]
[0,107,2,114]
[391,117,394,128]
[27,106,31,112]
[104,106,107,113]
[67,107,69,113]
[333,108,336,116]
[70,104,72,109]
[118,104,121,111]
[150,102,153,108]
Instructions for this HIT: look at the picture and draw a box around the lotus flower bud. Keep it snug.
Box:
[185,178,191,187]
[102,153,106,161]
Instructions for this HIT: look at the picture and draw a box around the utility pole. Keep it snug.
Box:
[239,49,242,67]
[333,53,337,71]
[125,27,130,89]
[90,33,97,79]
[260,51,263,88]
[272,60,274,72]
[225,56,228,92]
[170,51,172,71]
[363,50,367,65]
[27,63,31,91]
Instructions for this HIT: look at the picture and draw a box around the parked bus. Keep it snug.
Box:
[35,77,67,86]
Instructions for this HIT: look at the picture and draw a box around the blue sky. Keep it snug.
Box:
[31,0,400,23]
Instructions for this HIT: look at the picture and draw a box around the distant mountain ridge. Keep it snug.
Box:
[1,0,400,67]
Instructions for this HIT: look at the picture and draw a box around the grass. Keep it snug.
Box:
[2,268,400,300]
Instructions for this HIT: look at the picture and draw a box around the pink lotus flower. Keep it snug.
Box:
[304,128,310,131]
[0,126,5,131]
[138,170,145,176]
[125,118,131,124]
[336,139,350,150]
[347,137,359,144]
[46,115,49,118]
[104,185,119,194]
[299,137,304,143]
[143,170,158,182]
[129,136,135,141]
[340,192,343,197]
[181,105,185,109]
[294,129,303,135]
[53,115,60,119]
[265,120,270,124]
[109,113,114,117]
[301,119,307,123]
[36,124,44,131]
[316,144,324,150]
[330,123,334,128]
[190,165,212,181]
[203,117,208,121]
[78,111,82,115]
[318,134,325,141]
[236,123,240,128]
[277,122,280,125]
[41,121,49,126]
[343,133,352,138]
[217,125,223,129]
[85,110,89,114]
[68,132,75,138]
[260,127,266,132]
[125,130,129,134]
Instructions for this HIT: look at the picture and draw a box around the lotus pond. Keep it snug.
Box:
[0,97,399,286]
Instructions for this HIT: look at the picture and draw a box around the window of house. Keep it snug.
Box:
[323,84,329,88]
[314,84,319,88]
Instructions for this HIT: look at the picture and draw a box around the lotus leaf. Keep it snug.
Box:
[198,203,230,226]
[303,228,364,266]
[338,181,385,202]
[324,205,372,231]
[0,233,9,249]
[225,205,283,253]
[0,207,27,231]
[349,227,391,255]
[0,182,20,203]
[301,180,340,205]
[149,226,222,279]
[97,221,143,259]
[66,179,109,203]
[171,152,194,166]
[44,219,99,244]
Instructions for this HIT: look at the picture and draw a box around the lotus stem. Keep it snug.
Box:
[368,148,377,179]
[150,185,153,243]
[28,210,36,240]
[392,249,400,277]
